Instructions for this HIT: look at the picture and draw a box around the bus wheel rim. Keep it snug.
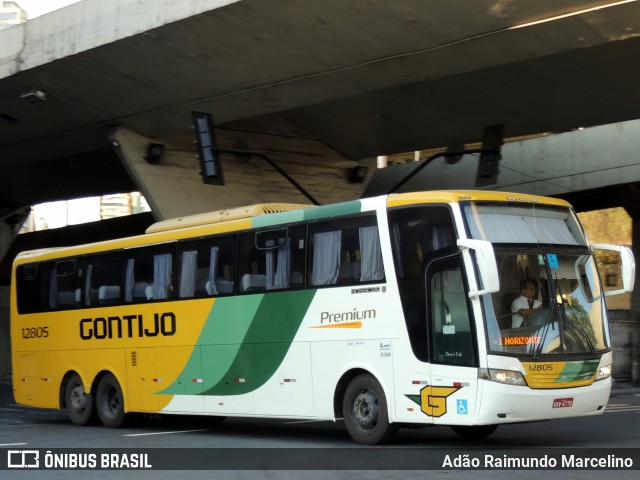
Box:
[351,389,379,431]
[103,385,119,417]
[70,384,87,411]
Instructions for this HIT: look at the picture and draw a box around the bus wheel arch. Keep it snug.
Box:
[333,368,368,419]
[94,371,133,428]
[61,371,98,426]
[337,370,397,445]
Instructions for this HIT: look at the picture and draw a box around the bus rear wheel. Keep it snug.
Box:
[451,425,498,439]
[96,373,132,428]
[342,373,397,445]
[64,373,97,426]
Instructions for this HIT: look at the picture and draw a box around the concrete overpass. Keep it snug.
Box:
[2,0,640,217]
[2,0,640,379]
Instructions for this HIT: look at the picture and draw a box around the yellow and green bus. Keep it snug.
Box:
[10,191,634,444]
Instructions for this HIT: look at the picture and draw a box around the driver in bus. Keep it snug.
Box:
[511,278,541,328]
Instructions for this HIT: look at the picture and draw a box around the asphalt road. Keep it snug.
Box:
[1,380,639,479]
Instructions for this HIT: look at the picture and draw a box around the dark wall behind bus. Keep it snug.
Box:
[0,213,154,380]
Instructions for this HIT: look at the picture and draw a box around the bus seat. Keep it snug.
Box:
[338,262,352,280]
[500,292,520,329]
[57,291,75,307]
[193,278,208,296]
[98,285,120,305]
[241,274,266,292]
[204,279,234,295]
[502,292,520,315]
[216,279,234,294]
[290,271,303,287]
[351,261,361,280]
[145,285,154,300]
[75,288,98,305]
[132,282,149,300]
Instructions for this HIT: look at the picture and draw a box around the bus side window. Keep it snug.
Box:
[238,232,267,293]
[124,247,174,303]
[86,252,122,306]
[309,215,384,287]
[16,263,52,314]
[50,259,82,310]
[177,234,237,298]
[238,225,305,293]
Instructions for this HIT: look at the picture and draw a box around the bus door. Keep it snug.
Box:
[426,255,479,424]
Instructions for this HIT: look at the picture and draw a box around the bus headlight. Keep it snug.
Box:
[595,364,611,381]
[479,368,528,386]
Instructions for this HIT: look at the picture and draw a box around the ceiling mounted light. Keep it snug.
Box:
[20,86,47,103]
[350,165,369,183]
[145,143,165,164]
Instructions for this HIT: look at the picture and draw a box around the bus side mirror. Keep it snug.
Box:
[592,244,636,296]
[457,239,500,297]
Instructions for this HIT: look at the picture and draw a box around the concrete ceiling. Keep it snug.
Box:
[1,0,640,215]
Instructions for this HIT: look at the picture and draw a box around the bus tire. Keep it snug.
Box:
[64,373,98,426]
[96,373,132,428]
[342,373,397,445]
[451,424,498,439]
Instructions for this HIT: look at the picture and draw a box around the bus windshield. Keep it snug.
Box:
[463,202,587,247]
[483,251,609,356]
[462,202,608,357]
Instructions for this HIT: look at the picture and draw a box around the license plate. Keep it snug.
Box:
[553,397,574,408]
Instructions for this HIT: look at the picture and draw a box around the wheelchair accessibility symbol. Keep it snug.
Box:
[457,399,468,415]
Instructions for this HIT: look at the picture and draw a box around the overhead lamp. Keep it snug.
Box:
[475,123,505,187]
[350,165,369,184]
[145,143,165,164]
[191,111,224,185]
[20,86,47,103]
[188,111,320,204]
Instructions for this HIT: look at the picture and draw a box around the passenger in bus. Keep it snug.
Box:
[511,278,541,328]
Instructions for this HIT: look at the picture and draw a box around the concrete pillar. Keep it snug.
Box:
[632,217,640,318]
[0,286,8,381]
[0,211,28,380]
[631,217,640,383]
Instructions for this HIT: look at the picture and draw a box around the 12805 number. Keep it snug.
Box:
[528,363,554,372]
[22,327,49,339]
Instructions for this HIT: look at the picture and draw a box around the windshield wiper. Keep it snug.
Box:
[532,305,554,360]
[532,276,560,360]
[559,281,598,358]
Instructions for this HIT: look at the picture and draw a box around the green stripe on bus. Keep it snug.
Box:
[161,290,316,396]
[555,360,599,383]
[202,289,316,395]
[250,201,362,228]
[160,295,263,394]
[252,209,308,228]
[302,201,362,221]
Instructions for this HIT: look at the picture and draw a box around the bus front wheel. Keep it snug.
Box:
[96,373,132,428]
[342,373,397,445]
[64,373,97,426]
